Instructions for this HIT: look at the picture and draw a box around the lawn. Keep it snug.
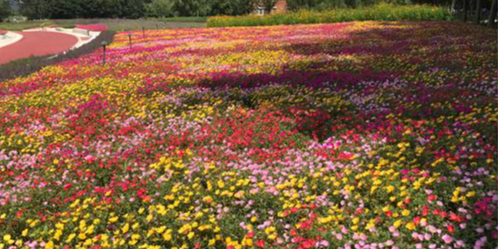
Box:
[0,18,205,31]
[0,22,496,249]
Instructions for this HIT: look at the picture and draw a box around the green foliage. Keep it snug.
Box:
[146,0,174,17]
[260,0,279,12]
[0,0,11,21]
[18,0,254,19]
[208,3,452,27]
[287,0,412,9]
[210,0,254,16]
[19,0,151,19]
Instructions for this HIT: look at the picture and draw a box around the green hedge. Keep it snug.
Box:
[207,4,452,27]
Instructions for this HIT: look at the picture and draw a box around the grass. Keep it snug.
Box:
[0,20,71,31]
[208,4,453,27]
[161,16,208,23]
[0,18,206,31]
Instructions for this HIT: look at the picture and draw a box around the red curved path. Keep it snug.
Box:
[0,31,78,64]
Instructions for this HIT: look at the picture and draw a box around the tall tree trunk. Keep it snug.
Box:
[488,0,497,27]
[464,0,468,22]
[470,0,474,18]
[475,0,481,24]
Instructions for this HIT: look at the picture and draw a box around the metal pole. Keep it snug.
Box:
[102,45,106,65]
[128,34,132,49]
[101,41,108,65]
[142,27,145,38]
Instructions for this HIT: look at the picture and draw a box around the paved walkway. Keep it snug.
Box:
[0,31,79,65]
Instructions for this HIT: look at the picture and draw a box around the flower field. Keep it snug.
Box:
[0,21,496,249]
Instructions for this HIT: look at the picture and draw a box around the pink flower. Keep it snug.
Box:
[442,234,453,244]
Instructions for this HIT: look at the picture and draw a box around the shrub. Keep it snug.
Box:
[207,3,452,27]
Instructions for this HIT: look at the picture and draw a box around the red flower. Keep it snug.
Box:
[256,240,265,248]
[63,183,72,191]
[422,205,430,216]
[449,212,464,222]
[427,195,437,202]
[447,224,455,233]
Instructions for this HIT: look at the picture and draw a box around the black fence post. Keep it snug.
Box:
[101,41,108,65]
[128,33,132,49]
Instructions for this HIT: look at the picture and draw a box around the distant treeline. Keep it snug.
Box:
[6,0,254,19]
[2,0,492,20]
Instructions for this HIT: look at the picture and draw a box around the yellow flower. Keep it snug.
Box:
[45,241,54,249]
[352,217,360,224]
[3,235,13,245]
[163,232,172,241]
[132,222,140,230]
[401,209,410,216]
[406,222,416,230]
[53,230,63,241]
[3,235,11,242]
[188,231,195,239]
[208,239,216,245]
[78,233,87,240]
[122,223,130,234]
[66,233,76,243]
[393,219,402,228]
[86,225,94,234]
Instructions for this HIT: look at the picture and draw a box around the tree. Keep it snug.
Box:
[463,0,468,21]
[0,0,11,21]
[49,0,83,18]
[259,0,278,13]
[146,0,174,17]
[20,0,51,19]
[488,0,497,26]
[474,0,481,24]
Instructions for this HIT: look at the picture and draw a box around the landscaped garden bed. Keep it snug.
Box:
[207,4,452,27]
[0,21,496,248]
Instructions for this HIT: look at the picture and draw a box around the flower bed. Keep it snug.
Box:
[0,21,496,249]
[207,4,452,27]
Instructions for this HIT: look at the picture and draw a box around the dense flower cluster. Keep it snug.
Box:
[0,22,496,249]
